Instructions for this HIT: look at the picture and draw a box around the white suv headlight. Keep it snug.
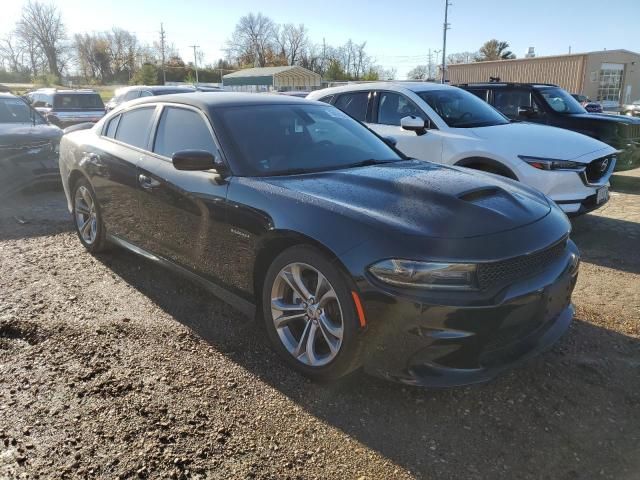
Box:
[518,156,585,171]
[369,260,477,290]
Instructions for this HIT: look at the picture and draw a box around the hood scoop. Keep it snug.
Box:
[457,186,540,219]
[458,187,501,202]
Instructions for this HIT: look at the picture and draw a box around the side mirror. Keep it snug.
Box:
[383,136,398,147]
[400,115,428,135]
[172,150,226,174]
[517,106,536,118]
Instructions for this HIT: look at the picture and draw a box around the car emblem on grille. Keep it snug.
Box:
[599,159,609,173]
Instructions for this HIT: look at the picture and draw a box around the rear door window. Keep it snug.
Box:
[376,92,422,126]
[114,107,155,150]
[492,89,533,118]
[153,106,217,158]
[334,92,370,122]
[104,115,120,138]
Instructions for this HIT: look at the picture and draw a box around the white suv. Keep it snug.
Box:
[308,82,616,215]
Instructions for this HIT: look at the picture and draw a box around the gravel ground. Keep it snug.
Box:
[0,178,639,480]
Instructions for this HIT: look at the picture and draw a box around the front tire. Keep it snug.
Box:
[261,245,364,381]
[71,178,107,253]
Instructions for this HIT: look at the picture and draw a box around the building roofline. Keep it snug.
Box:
[449,49,640,67]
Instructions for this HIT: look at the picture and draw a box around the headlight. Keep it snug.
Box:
[518,155,585,171]
[368,259,477,290]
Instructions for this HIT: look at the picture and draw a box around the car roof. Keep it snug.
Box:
[308,81,457,98]
[456,82,559,89]
[34,88,98,94]
[122,92,323,110]
[0,92,17,98]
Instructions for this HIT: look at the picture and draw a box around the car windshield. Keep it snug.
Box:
[417,89,509,128]
[0,97,45,124]
[211,104,403,176]
[539,88,585,114]
[53,93,104,110]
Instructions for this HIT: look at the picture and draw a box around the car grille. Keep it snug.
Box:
[585,155,614,183]
[623,123,640,140]
[476,239,567,291]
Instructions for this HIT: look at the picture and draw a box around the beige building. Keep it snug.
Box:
[448,49,640,107]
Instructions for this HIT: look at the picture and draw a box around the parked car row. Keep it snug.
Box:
[3,79,633,387]
[308,82,616,215]
[23,88,106,128]
[105,84,222,112]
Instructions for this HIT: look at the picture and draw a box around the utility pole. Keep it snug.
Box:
[189,44,200,85]
[159,23,167,85]
[441,0,452,83]
[427,49,432,81]
[433,49,442,81]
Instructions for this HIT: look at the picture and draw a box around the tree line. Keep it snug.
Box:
[0,2,394,86]
[407,39,517,81]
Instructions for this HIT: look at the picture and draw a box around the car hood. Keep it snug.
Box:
[468,122,613,162]
[262,160,551,239]
[0,122,62,148]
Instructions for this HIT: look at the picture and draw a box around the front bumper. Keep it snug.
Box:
[358,241,580,387]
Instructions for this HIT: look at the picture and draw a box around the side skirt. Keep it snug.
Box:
[106,234,256,318]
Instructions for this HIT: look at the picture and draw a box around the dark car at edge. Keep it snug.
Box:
[59,93,580,387]
[24,88,106,128]
[459,82,640,170]
[0,93,62,197]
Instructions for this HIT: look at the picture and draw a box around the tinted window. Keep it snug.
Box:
[114,107,155,149]
[153,107,217,158]
[104,115,120,138]
[539,88,585,114]
[493,89,533,117]
[467,89,489,101]
[139,90,153,97]
[319,95,334,104]
[334,92,369,122]
[211,104,401,177]
[377,92,422,126]
[53,93,104,109]
[0,97,44,124]
[123,90,139,101]
[418,89,509,128]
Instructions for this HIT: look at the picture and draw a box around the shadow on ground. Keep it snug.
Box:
[94,247,640,479]
[571,212,640,275]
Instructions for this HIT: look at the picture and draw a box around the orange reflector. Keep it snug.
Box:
[351,291,367,328]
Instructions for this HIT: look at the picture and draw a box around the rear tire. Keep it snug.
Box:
[71,177,108,253]
[261,245,364,381]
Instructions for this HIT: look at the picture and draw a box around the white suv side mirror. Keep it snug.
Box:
[400,116,428,135]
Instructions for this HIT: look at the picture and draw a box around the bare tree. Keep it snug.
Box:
[447,51,478,64]
[226,13,276,67]
[0,34,25,72]
[275,23,307,65]
[16,1,67,78]
[407,65,429,81]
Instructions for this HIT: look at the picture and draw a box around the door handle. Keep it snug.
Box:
[138,174,160,189]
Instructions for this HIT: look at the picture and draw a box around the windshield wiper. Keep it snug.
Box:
[345,159,396,169]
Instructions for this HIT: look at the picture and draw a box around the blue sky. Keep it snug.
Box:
[1,0,638,78]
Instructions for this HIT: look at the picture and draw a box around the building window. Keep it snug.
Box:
[597,63,624,103]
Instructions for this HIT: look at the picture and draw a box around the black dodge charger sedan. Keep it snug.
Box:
[59,93,580,386]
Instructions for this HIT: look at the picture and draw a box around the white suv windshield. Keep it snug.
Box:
[417,89,509,128]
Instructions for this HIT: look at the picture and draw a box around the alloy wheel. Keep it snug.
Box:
[270,262,344,367]
[74,185,98,245]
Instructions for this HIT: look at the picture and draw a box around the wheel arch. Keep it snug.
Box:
[252,230,355,308]
[454,156,518,180]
